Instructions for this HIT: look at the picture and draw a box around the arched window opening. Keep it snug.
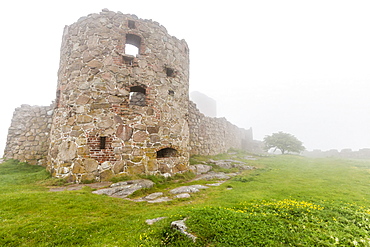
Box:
[125,44,139,56]
[129,86,146,106]
[157,148,178,158]
[125,34,141,56]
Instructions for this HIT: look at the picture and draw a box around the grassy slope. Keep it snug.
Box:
[215,156,370,205]
[0,155,369,246]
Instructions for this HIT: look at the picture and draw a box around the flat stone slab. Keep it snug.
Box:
[189,164,212,174]
[92,179,154,198]
[147,197,172,203]
[208,159,256,170]
[193,172,232,181]
[244,156,258,160]
[143,192,163,200]
[206,181,226,186]
[174,193,191,198]
[49,181,111,192]
[110,179,154,188]
[169,184,208,194]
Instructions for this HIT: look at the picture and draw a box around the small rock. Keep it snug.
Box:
[143,192,163,200]
[146,217,167,225]
[244,156,258,160]
[224,159,244,164]
[175,193,191,198]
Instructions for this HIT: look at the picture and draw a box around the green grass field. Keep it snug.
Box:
[1,154,369,246]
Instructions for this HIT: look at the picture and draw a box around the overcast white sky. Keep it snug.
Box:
[1,0,370,155]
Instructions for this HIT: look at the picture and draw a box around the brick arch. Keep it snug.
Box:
[155,145,181,158]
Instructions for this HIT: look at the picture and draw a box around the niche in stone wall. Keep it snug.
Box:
[125,34,141,56]
[100,136,107,149]
[128,20,136,29]
[165,67,176,77]
[87,134,117,163]
[55,90,61,108]
[157,148,178,158]
[129,86,146,106]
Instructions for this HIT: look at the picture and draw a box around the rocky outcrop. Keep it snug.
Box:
[189,164,212,174]
[209,159,256,170]
[169,185,209,194]
[92,179,154,198]
[171,219,197,242]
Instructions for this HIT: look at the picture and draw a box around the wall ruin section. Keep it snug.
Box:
[4,104,53,165]
[189,101,253,156]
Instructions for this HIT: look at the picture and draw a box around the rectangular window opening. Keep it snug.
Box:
[100,136,107,149]
[128,20,136,29]
[166,68,175,77]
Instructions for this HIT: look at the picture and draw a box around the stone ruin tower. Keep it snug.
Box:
[49,9,190,182]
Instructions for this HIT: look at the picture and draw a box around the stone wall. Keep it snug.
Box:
[4,104,53,165]
[189,101,253,156]
[303,148,370,159]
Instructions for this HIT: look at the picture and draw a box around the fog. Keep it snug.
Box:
[1,0,370,156]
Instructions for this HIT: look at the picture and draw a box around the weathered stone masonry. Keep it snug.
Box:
[4,10,254,182]
[189,101,253,156]
[4,104,53,166]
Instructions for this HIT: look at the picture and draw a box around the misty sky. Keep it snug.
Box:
[1,0,370,155]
